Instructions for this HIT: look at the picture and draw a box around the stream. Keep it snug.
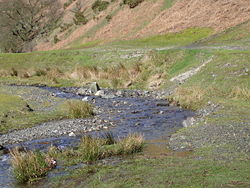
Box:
[0,86,194,188]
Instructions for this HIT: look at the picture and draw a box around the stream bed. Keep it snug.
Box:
[0,86,194,188]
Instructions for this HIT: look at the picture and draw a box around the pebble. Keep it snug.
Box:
[68,132,76,137]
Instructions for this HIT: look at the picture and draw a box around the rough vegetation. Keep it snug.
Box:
[92,0,110,13]
[0,0,250,187]
[123,0,144,8]
[10,133,144,184]
[10,147,54,184]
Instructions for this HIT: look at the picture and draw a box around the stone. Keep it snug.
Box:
[82,96,89,102]
[95,90,105,97]
[182,117,195,128]
[77,88,88,95]
[69,132,76,137]
[116,90,124,97]
[102,94,116,99]
[89,82,100,93]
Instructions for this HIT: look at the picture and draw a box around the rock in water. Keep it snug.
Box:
[89,82,100,93]
[82,96,89,102]
[69,132,76,137]
[95,90,105,97]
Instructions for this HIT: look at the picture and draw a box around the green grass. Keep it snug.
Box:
[0,94,27,116]
[0,27,214,88]
[1,26,249,187]
[163,0,177,9]
[200,20,250,47]
[115,28,213,47]
[0,86,94,133]
[10,148,52,184]
[0,90,66,133]
[47,134,144,166]
[48,154,250,188]
[64,100,94,118]
[67,40,101,50]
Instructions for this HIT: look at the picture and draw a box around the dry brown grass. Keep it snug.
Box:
[138,0,250,36]
[169,86,206,110]
[0,69,11,77]
[69,63,141,88]
[230,86,250,100]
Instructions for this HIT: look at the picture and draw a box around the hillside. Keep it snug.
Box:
[35,0,250,51]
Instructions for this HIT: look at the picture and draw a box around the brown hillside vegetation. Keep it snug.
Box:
[92,0,164,41]
[35,0,250,51]
[138,0,250,37]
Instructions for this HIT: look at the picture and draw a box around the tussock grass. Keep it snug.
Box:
[116,134,144,155]
[70,63,141,88]
[168,87,206,110]
[79,136,103,162]
[230,86,250,100]
[65,100,94,118]
[62,133,145,163]
[10,148,51,184]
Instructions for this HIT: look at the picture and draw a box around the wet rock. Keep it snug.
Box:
[116,90,124,97]
[82,96,89,102]
[159,111,164,114]
[95,90,105,97]
[68,132,76,137]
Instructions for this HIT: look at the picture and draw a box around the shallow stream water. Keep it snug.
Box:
[0,87,194,188]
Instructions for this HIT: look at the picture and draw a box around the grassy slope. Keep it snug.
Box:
[198,20,250,47]
[111,27,212,47]
[1,23,250,186]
